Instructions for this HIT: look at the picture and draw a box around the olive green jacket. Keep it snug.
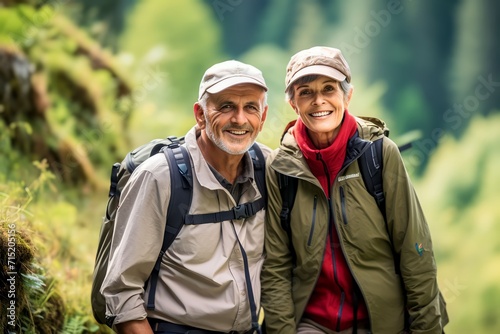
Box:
[261,117,443,334]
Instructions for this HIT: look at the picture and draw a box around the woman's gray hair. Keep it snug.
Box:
[285,75,352,102]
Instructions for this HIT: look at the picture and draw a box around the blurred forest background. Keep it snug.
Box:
[1,0,499,333]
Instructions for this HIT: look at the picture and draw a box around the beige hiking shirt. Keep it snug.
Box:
[101,126,270,332]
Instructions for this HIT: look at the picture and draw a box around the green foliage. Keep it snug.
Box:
[450,0,500,126]
[68,0,138,51]
[119,0,223,115]
[0,3,135,189]
[288,1,328,53]
[62,315,100,334]
[255,0,297,49]
[0,160,110,333]
[414,113,500,334]
[0,164,65,333]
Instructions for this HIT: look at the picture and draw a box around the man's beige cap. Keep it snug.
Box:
[285,46,351,91]
[199,60,268,100]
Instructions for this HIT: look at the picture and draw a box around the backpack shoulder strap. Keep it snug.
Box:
[147,142,192,310]
[248,143,266,206]
[277,172,298,266]
[358,137,413,220]
[183,143,266,225]
[358,138,403,278]
[358,137,386,220]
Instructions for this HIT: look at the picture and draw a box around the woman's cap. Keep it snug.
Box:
[199,60,268,100]
[285,46,351,91]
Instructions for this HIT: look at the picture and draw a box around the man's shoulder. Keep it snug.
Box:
[133,152,171,177]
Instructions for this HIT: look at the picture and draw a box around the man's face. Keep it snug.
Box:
[197,84,267,155]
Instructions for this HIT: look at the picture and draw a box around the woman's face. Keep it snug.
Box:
[290,75,352,147]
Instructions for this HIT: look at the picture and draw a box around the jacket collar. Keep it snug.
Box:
[272,117,385,177]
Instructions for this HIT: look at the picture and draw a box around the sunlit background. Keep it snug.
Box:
[1,0,499,333]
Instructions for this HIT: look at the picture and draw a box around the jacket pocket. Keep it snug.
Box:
[339,186,348,225]
[307,195,318,246]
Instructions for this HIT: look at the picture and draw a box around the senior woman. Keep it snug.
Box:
[261,47,445,334]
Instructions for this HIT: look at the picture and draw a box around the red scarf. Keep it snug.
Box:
[294,110,357,195]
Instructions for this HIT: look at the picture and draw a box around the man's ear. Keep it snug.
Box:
[194,103,205,129]
[259,106,268,131]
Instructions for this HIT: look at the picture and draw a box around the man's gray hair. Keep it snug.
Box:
[198,89,268,111]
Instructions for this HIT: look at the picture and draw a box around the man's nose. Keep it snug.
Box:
[230,106,247,124]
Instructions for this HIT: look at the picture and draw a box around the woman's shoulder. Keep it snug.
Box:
[355,115,388,141]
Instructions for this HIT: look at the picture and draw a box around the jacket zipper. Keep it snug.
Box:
[317,152,346,331]
[340,186,348,224]
[307,195,317,247]
[337,292,345,332]
[329,195,346,332]
[332,143,375,330]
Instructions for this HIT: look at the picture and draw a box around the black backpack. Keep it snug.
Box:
[91,136,267,328]
[276,137,449,332]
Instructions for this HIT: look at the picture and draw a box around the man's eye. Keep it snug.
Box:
[220,105,234,111]
[246,105,259,112]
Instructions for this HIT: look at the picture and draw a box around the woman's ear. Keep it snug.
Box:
[288,100,298,114]
[345,86,354,108]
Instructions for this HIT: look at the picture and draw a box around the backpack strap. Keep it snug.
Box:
[240,143,266,334]
[183,143,266,225]
[351,139,385,334]
[184,201,263,224]
[108,162,122,197]
[277,172,298,266]
[358,137,404,279]
[358,138,386,220]
[147,142,192,310]
[249,143,267,208]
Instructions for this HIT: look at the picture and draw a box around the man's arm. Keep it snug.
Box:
[102,157,172,327]
[116,319,153,334]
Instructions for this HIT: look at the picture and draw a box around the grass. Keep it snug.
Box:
[0,161,110,333]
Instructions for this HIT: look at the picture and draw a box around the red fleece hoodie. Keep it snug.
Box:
[293,110,368,331]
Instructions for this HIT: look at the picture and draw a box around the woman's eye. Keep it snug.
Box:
[324,85,335,92]
[298,89,311,96]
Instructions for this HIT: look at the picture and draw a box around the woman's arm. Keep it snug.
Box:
[383,138,442,333]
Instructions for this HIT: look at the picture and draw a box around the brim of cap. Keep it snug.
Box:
[285,65,347,91]
[205,76,268,97]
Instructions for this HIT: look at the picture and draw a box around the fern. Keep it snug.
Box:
[62,315,99,334]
